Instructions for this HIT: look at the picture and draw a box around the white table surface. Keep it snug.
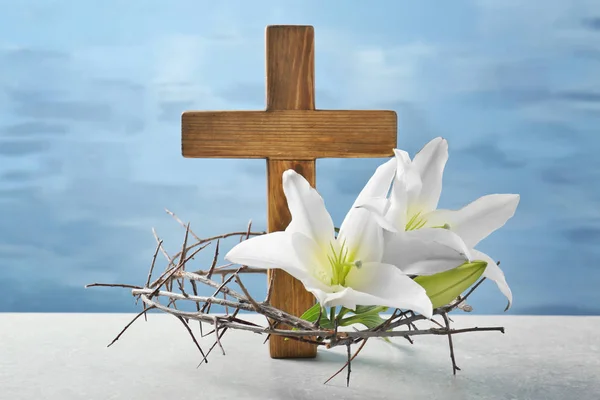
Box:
[0,313,598,400]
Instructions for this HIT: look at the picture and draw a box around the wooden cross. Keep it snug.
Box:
[181,25,397,359]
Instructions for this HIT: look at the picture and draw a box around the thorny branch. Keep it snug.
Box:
[86,215,505,386]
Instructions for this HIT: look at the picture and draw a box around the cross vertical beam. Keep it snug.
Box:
[265,25,318,359]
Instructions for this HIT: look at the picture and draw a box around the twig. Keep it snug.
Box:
[213,316,226,355]
[179,223,191,270]
[173,226,191,311]
[175,315,208,364]
[198,308,240,367]
[165,239,210,309]
[135,288,256,313]
[222,274,229,315]
[142,239,163,320]
[263,320,279,345]
[346,344,352,387]
[265,270,276,304]
[324,338,369,385]
[107,306,156,347]
[189,279,203,336]
[207,240,220,280]
[241,220,253,242]
[86,283,142,290]
[443,277,487,313]
[168,230,266,269]
[205,240,220,314]
[442,312,461,375]
[152,228,172,265]
[149,242,211,298]
[193,267,267,276]
[166,209,202,242]
[200,272,238,314]
[146,239,163,289]
[234,274,261,312]
[137,293,331,335]
[430,316,446,329]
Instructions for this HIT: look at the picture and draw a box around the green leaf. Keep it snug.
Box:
[300,303,323,322]
[353,305,389,315]
[336,306,351,320]
[340,313,394,343]
[340,313,387,329]
[414,260,487,309]
[299,303,334,329]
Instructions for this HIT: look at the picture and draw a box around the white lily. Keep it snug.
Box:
[360,137,520,310]
[225,162,469,319]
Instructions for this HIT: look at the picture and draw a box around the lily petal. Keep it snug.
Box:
[340,158,397,262]
[382,229,471,275]
[338,207,384,263]
[394,149,422,208]
[304,287,338,309]
[353,197,398,233]
[282,170,335,249]
[426,194,520,248]
[393,148,412,172]
[411,137,448,213]
[290,232,335,290]
[386,168,409,230]
[226,231,331,297]
[225,231,299,272]
[353,164,410,234]
[342,262,433,318]
[352,157,396,208]
[408,228,472,260]
[470,249,513,311]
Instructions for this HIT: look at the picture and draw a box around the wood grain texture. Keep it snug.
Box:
[181,110,397,159]
[265,25,317,359]
[266,25,315,111]
[266,160,317,358]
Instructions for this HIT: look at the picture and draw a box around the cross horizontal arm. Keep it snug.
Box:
[182,110,397,159]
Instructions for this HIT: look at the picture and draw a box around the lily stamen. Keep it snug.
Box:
[325,239,362,286]
[405,210,428,231]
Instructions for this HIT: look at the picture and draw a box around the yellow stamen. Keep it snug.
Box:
[326,240,362,286]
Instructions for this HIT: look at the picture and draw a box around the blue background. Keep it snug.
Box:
[1,0,599,315]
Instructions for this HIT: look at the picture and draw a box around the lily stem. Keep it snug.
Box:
[336,307,351,321]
